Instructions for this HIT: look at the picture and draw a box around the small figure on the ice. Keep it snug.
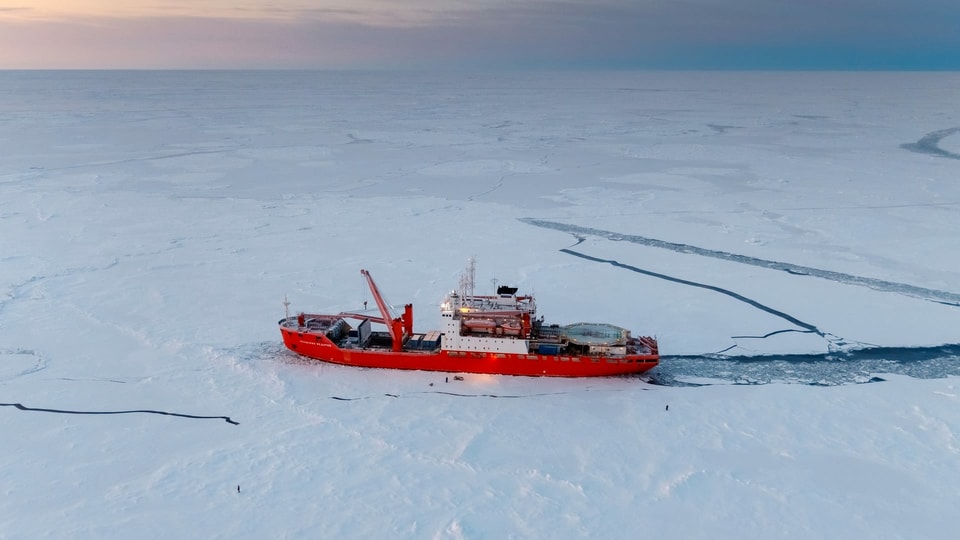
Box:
[665,405,669,411]
[237,485,241,493]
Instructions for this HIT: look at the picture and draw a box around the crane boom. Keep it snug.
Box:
[360,269,407,351]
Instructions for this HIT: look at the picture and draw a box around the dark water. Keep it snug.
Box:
[648,344,960,386]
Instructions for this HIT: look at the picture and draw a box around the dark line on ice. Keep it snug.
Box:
[417,392,525,398]
[901,127,960,160]
[560,248,825,336]
[39,148,240,172]
[713,345,738,355]
[468,175,505,201]
[330,391,571,400]
[48,377,129,384]
[0,402,239,425]
[521,218,960,306]
[731,329,818,339]
[414,391,563,398]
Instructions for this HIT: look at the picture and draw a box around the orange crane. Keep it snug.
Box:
[356,269,412,352]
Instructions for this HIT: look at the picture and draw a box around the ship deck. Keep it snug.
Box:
[280,315,657,357]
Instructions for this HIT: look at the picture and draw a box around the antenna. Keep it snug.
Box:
[459,256,476,298]
[491,277,499,294]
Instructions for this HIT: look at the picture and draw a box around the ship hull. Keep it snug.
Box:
[280,325,658,377]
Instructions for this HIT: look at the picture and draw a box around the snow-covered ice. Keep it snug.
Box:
[2,70,959,538]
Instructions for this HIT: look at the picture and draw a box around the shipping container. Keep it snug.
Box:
[538,343,560,355]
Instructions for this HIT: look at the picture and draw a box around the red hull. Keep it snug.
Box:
[280,325,658,377]
[279,266,659,377]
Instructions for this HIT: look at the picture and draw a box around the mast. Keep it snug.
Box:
[459,257,476,298]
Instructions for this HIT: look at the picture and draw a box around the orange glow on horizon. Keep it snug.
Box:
[1,1,467,25]
[4,1,294,20]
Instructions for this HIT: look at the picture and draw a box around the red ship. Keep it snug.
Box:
[279,263,658,377]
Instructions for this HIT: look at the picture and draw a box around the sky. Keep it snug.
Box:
[1,0,959,70]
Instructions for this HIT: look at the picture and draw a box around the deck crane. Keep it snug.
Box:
[353,269,412,352]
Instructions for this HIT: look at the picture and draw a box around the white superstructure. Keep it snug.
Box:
[439,289,536,354]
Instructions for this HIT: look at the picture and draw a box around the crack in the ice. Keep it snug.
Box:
[468,175,506,201]
[521,218,960,306]
[330,392,559,400]
[560,248,827,337]
[731,329,818,339]
[412,391,564,398]
[0,348,48,380]
[1,259,120,318]
[711,345,738,355]
[901,127,960,160]
[345,133,375,144]
[0,402,239,425]
[329,389,640,400]
[37,147,242,172]
[707,123,739,134]
[46,377,130,384]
